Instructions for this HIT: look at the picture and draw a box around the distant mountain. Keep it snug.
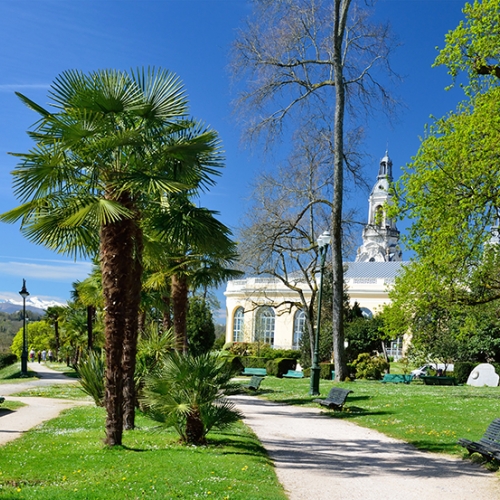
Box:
[0,298,66,315]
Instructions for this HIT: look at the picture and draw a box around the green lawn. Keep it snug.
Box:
[253,376,500,457]
[0,405,287,499]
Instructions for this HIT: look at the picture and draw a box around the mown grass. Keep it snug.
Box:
[0,363,37,382]
[0,405,287,499]
[251,376,500,458]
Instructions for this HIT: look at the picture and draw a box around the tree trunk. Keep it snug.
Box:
[162,295,172,331]
[331,0,350,381]
[101,193,134,446]
[87,306,94,350]
[171,273,189,354]
[185,407,206,445]
[123,221,143,431]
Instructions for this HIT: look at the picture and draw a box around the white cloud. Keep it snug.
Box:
[0,259,92,281]
[0,83,50,92]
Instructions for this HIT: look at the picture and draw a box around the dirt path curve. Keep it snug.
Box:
[231,395,500,500]
[0,362,90,446]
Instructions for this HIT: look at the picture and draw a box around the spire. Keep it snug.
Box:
[378,150,393,180]
[355,151,402,263]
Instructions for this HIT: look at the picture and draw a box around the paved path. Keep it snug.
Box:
[231,395,500,500]
[0,362,90,446]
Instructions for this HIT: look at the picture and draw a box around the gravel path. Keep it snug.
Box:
[0,362,90,446]
[231,395,500,500]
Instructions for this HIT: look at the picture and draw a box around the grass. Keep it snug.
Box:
[252,376,500,458]
[0,363,37,383]
[0,405,287,499]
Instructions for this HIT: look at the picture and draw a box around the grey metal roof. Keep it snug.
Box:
[344,261,408,280]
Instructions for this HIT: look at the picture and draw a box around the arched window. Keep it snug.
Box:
[293,309,306,348]
[375,205,384,226]
[255,306,275,345]
[233,307,244,342]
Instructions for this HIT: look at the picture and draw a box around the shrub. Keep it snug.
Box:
[142,352,242,445]
[266,358,296,377]
[320,362,335,380]
[241,356,268,368]
[0,353,17,370]
[352,353,389,380]
[454,361,477,384]
[302,362,334,379]
[76,350,105,406]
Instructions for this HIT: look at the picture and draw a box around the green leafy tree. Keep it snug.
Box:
[0,68,224,446]
[186,296,216,356]
[388,1,500,351]
[11,320,53,358]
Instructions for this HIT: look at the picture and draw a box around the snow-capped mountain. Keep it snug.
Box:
[0,297,66,315]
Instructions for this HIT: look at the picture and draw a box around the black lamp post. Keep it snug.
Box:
[310,231,331,396]
[19,279,30,376]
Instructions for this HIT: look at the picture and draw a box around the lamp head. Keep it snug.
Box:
[317,231,331,249]
[19,279,30,299]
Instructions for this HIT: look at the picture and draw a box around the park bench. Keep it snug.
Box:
[381,374,413,384]
[313,387,352,411]
[421,375,456,386]
[243,375,265,391]
[458,418,500,461]
[282,370,304,378]
[242,367,267,376]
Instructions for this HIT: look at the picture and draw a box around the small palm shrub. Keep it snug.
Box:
[135,325,175,392]
[77,350,105,406]
[141,351,242,445]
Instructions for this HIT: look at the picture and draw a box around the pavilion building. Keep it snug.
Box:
[224,153,409,353]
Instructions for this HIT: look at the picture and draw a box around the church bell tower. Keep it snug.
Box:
[355,152,402,262]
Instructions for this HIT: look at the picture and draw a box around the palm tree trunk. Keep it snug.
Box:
[123,221,143,431]
[171,273,189,354]
[101,194,134,446]
[87,305,94,350]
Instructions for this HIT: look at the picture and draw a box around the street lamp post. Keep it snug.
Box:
[310,231,331,396]
[19,279,30,376]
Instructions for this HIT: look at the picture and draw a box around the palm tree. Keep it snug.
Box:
[0,68,224,446]
[142,351,242,445]
[71,265,103,351]
[148,194,240,353]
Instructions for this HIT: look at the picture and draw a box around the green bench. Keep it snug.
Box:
[458,418,500,461]
[381,374,413,384]
[243,375,265,391]
[313,387,352,411]
[242,367,267,376]
[282,370,304,378]
[421,375,456,386]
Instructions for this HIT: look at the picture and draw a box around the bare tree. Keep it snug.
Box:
[232,0,398,380]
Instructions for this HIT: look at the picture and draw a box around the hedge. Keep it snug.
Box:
[0,353,17,370]
[303,362,334,380]
[266,358,296,378]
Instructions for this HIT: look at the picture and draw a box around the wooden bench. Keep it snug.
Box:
[421,375,456,386]
[282,370,304,378]
[243,375,264,391]
[382,374,413,384]
[313,387,352,410]
[458,418,500,461]
[242,367,267,376]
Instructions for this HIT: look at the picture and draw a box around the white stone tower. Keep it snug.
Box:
[355,152,402,262]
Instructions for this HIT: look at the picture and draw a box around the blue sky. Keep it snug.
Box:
[0,0,468,305]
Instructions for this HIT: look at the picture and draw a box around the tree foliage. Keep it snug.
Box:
[387,1,500,357]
